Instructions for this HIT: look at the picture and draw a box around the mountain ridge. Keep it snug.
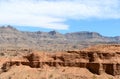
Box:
[0,25,119,51]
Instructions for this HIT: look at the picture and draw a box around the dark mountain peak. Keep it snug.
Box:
[67,31,101,36]
[90,32,102,37]
[35,31,48,35]
[71,31,100,35]
[65,31,102,39]
[114,36,120,41]
[0,25,18,31]
[36,31,42,34]
[48,30,61,35]
[7,25,15,29]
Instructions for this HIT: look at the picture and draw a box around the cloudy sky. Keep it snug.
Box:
[0,0,120,36]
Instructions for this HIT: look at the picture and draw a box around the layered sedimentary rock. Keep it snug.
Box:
[1,45,120,76]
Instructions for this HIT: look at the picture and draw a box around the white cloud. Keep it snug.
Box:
[0,0,120,30]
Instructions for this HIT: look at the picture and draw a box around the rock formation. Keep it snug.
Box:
[1,44,120,76]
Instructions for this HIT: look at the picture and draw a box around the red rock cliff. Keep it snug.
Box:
[1,44,120,76]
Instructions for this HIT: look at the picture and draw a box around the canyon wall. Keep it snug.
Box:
[1,45,120,76]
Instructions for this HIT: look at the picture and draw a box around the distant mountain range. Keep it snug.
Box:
[0,25,119,51]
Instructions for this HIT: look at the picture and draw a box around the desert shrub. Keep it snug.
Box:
[92,75,97,79]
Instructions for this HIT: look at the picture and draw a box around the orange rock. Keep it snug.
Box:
[1,44,120,76]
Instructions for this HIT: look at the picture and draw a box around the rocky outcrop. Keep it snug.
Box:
[1,45,120,76]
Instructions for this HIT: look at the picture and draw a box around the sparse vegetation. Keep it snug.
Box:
[49,74,53,79]
[92,75,97,79]
[108,77,113,79]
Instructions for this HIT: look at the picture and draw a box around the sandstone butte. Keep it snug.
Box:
[0,44,120,79]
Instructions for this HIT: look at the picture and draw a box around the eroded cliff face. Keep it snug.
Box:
[1,44,120,76]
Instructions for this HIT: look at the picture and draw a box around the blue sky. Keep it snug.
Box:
[0,0,120,36]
